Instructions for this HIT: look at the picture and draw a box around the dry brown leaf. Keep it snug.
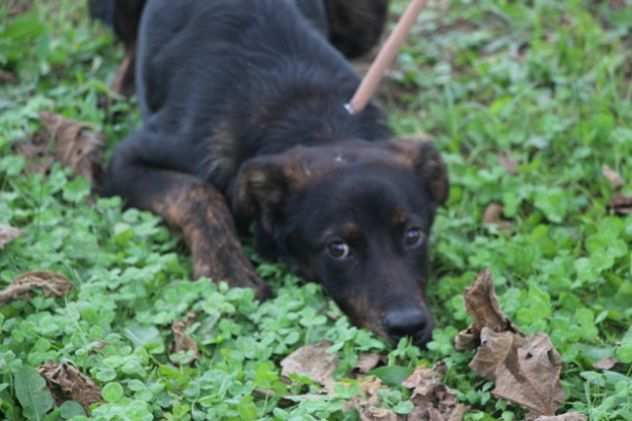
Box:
[360,407,400,421]
[453,327,477,352]
[0,69,18,84]
[14,113,104,186]
[12,131,55,174]
[457,270,566,418]
[401,364,467,421]
[469,328,525,379]
[498,154,518,175]
[454,269,518,350]
[351,378,401,421]
[408,404,468,421]
[446,405,468,421]
[483,203,512,230]
[601,165,624,190]
[592,357,616,370]
[355,352,383,374]
[0,224,21,250]
[281,341,337,393]
[39,112,104,184]
[39,362,102,409]
[534,412,587,421]
[471,330,564,417]
[0,272,73,304]
[171,311,199,363]
[610,194,632,216]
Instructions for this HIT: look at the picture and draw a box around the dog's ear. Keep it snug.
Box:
[386,138,450,206]
[229,153,296,232]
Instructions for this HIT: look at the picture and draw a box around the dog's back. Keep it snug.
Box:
[134,0,389,189]
[137,0,347,118]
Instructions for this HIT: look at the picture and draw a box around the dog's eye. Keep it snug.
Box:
[404,227,424,248]
[327,240,351,260]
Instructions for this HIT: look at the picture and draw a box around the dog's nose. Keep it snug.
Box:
[383,308,427,339]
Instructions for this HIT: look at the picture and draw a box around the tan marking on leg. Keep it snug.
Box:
[152,180,270,299]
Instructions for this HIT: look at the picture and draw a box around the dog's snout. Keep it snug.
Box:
[383,308,428,339]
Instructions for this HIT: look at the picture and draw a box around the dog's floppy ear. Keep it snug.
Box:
[229,153,295,232]
[386,138,450,205]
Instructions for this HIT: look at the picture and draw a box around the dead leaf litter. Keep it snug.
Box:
[170,311,200,363]
[402,363,468,421]
[281,341,337,393]
[13,112,104,186]
[39,362,102,409]
[456,269,573,418]
[0,272,73,305]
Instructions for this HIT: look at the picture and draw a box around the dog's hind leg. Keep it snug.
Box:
[103,130,270,300]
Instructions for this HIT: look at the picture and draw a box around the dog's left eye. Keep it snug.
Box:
[403,227,424,248]
[326,240,351,260]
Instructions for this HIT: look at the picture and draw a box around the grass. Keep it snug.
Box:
[1,0,632,420]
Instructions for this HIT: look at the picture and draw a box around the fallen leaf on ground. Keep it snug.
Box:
[454,269,518,350]
[351,377,400,421]
[468,329,523,379]
[592,357,616,370]
[171,311,199,363]
[0,224,21,250]
[474,330,564,417]
[534,412,587,421]
[601,165,624,190]
[14,112,104,186]
[39,362,102,409]
[355,353,383,374]
[457,270,567,418]
[0,69,18,84]
[483,203,512,230]
[610,194,632,215]
[498,154,518,175]
[12,131,55,174]
[281,341,337,393]
[39,112,105,184]
[0,272,73,304]
[402,363,467,421]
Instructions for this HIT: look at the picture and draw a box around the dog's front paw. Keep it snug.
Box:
[193,259,271,301]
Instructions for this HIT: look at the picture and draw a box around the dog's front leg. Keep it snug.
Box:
[103,132,270,300]
[153,178,270,299]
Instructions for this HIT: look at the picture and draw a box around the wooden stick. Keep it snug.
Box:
[346,0,428,114]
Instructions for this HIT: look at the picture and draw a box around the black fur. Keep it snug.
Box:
[102,0,448,345]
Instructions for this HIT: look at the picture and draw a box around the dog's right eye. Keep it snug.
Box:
[326,240,351,260]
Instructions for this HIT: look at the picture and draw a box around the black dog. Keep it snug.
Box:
[99,0,449,345]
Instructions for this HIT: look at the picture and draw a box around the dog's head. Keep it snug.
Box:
[230,138,448,345]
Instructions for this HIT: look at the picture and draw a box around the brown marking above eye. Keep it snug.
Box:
[341,223,362,241]
[392,208,408,226]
